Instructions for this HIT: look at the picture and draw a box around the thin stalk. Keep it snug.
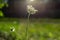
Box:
[26,13,30,40]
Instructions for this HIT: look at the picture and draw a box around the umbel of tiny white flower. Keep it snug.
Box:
[10,27,15,32]
[27,5,38,14]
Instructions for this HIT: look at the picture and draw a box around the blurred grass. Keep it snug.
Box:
[0,18,60,40]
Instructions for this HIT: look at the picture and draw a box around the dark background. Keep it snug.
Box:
[0,0,60,18]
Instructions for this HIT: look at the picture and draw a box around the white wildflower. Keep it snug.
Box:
[27,5,38,14]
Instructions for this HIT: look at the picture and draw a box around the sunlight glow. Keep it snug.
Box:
[30,0,34,2]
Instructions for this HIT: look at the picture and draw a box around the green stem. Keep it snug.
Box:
[26,13,30,40]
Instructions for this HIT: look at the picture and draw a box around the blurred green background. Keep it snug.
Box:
[0,18,60,40]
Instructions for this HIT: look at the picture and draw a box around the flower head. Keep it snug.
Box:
[27,5,38,14]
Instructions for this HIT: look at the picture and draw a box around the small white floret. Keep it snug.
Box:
[10,27,15,32]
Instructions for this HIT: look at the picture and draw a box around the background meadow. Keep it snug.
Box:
[0,18,60,40]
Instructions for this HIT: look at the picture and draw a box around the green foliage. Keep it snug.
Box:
[0,19,60,40]
[0,0,8,8]
[0,19,19,40]
[0,11,4,17]
[0,3,8,8]
[0,3,4,8]
[0,0,8,17]
[0,31,16,40]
